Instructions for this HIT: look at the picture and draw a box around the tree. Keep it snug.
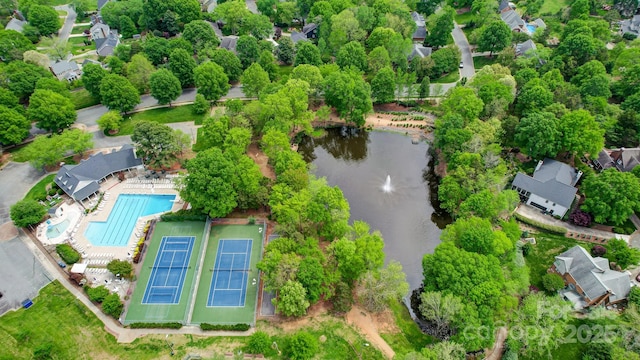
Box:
[605,238,640,269]
[194,62,230,102]
[323,69,372,127]
[291,64,323,96]
[81,63,107,98]
[243,13,272,39]
[0,30,35,62]
[430,47,461,76]
[542,273,565,292]
[23,50,50,68]
[119,15,137,39]
[182,148,238,217]
[570,0,590,18]
[425,6,455,49]
[141,0,201,32]
[357,261,409,312]
[276,36,295,65]
[477,21,512,57]
[28,5,59,36]
[274,1,296,26]
[275,279,310,317]
[441,87,483,122]
[582,169,640,226]
[285,331,318,360]
[329,9,366,52]
[556,110,604,157]
[0,106,29,145]
[28,89,76,133]
[297,256,326,303]
[294,41,321,66]
[10,200,46,228]
[516,84,553,116]
[35,77,70,98]
[143,37,170,66]
[208,48,243,83]
[236,35,260,69]
[213,0,251,35]
[419,291,464,339]
[106,259,133,279]
[2,61,52,101]
[371,67,396,103]
[168,48,196,88]
[336,41,367,71]
[22,129,93,169]
[515,112,560,158]
[193,94,210,114]
[101,293,123,318]
[132,121,182,167]
[246,331,271,354]
[126,54,155,94]
[367,46,391,74]
[100,74,141,113]
[258,50,278,81]
[629,286,640,307]
[183,20,220,54]
[241,63,270,98]
[86,285,110,303]
[149,69,182,106]
[419,76,431,98]
[97,111,123,133]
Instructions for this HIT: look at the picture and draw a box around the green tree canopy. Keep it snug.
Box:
[194,61,230,102]
[10,199,46,228]
[236,35,260,69]
[276,36,295,65]
[81,63,107,98]
[149,69,182,106]
[96,110,123,133]
[275,280,310,317]
[208,48,243,83]
[0,29,35,62]
[336,41,367,71]
[2,61,52,101]
[182,20,220,54]
[0,106,30,145]
[294,41,322,66]
[241,63,271,98]
[323,69,372,126]
[126,53,156,94]
[357,261,409,312]
[441,87,484,122]
[582,169,640,226]
[28,89,76,133]
[28,5,59,36]
[142,36,170,66]
[371,66,396,103]
[556,109,604,157]
[131,121,182,167]
[106,259,133,279]
[515,111,560,159]
[168,48,196,88]
[100,74,141,113]
[477,21,512,56]
[425,6,455,49]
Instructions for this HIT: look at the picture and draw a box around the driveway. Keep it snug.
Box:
[55,5,77,44]
[452,22,475,80]
[246,0,258,14]
[0,162,46,225]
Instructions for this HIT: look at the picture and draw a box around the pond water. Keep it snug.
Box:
[298,128,451,291]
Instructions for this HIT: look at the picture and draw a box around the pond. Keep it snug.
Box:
[298,128,451,291]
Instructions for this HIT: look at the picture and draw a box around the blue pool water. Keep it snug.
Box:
[47,219,70,239]
[526,25,536,33]
[84,194,175,246]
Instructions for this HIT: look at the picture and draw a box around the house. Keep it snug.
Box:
[201,0,216,13]
[501,9,527,33]
[499,0,516,13]
[515,39,536,57]
[5,18,26,33]
[551,246,632,309]
[220,35,238,53]
[90,22,110,40]
[290,23,318,44]
[54,144,143,202]
[595,148,640,172]
[532,18,546,30]
[95,31,119,57]
[97,0,109,11]
[49,60,81,82]
[411,11,427,42]
[621,15,640,36]
[511,158,582,218]
[408,44,432,61]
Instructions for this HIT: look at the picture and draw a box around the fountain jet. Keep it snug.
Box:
[382,175,393,193]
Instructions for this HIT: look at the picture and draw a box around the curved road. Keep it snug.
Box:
[54,5,77,44]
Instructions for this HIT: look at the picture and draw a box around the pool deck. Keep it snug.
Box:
[37,175,183,283]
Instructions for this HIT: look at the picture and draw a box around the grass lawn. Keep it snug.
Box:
[277,65,293,80]
[70,88,100,109]
[71,25,90,34]
[454,11,475,25]
[380,299,436,357]
[473,56,500,69]
[68,36,88,45]
[116,105,207,136]
[432,71,460,84]
[192,127,208,152]
[537,0,571,15]
[523,232,586,290]
[23,174,55,202]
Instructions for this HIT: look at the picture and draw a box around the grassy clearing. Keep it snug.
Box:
[23,174,55,202]
[432,71,460,84]
[473,56,500,69]
[538,0,571,15]
[70,88,100,109]
[71,25,90,34]
[454,12,475,25]
[277,65,293,80]
[68,36,88,45]
[380,299,436,357]
[116,105,206,136]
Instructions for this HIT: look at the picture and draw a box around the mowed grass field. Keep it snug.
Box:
[124,221,206,324]
[191,224,264,325]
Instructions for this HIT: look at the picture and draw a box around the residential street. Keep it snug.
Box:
[452,22,475,79]
[0,163,46,225]
[55,5,77,44]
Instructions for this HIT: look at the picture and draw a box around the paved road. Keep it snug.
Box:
[246,0,258,14]
[0,163,46,225]
[55,5,77,44]
[452,22,475,80]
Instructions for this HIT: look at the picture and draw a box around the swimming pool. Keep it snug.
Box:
[46,219,70,239]
[526,25,536,34]
[84,194,175,247]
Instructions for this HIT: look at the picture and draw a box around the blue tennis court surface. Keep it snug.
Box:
[142,236,195,304]
[207,239,252,307]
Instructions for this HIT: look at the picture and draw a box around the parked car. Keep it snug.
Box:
[57,261,66,268]
[459,61,464,68]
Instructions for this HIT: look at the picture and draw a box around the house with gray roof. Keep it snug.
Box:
[411,11,426,42]
[90,22,110,40]
[5,18,26,33]
[408,44,432,61]
[621,15,640,36]
[595,148,640,172]
[551,246,631,309]
[515,39,536,56]
[54,144,143,203]
[96,31,119,56]
[511,158,582,217]
[97,0,110,10]
[49,60,81,82]
[220,35,238,53]
[501,9,527,33]
[290,23,318,44]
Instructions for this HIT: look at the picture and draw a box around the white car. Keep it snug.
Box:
[459,61,464,68]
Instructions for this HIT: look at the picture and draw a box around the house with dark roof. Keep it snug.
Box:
[5,17,26,33]
[501,9,527,33]
[54,145,143,202]
[595,148,640,172]
[97,0,110,10]
[49,60,81,82]
[621,15,640,36]
[515,39,536,56]
[511,159,582,217]
[220,35,238,53]
[90,22,110,40]
[408,44,432,61]
[411,11,426,42]
[96,31,119,56]
[551,246,632,309]
[290,23,318,44]
[499,0,515,13]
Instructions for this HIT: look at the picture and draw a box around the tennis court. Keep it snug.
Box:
[207,239,252,307]
[142,236,195,304]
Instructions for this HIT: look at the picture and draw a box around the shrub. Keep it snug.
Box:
[160,209,207,222]
[591,245,607,257]
[623,32,638,41]
[285,332,319,360]
[86,285,110,303]
[629,287,640,307]
[246,331,271,354]
[521,243,532,257]
[56,244,80,264]
[107,259,133,279]
[542,273,565,292]
[129,322,182,329]
[193,93,209,114]
[102,293,123,318]
[200,323,250,331]
[569,209,592,227]
[514,213,567,234]
[332,281,353,314]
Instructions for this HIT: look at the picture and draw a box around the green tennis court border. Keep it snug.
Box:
[190,224,264,325]
[123,221,206,325]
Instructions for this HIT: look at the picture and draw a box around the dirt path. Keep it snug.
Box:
[346,306,396,359]
[247,142,275,180]
[485,326,507,360]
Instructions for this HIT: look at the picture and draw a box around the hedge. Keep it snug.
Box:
[56,244,80,264]
[160,209,207,222]
[200,323,250,331]
[129,322,183,329]
[514,213,567,235]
